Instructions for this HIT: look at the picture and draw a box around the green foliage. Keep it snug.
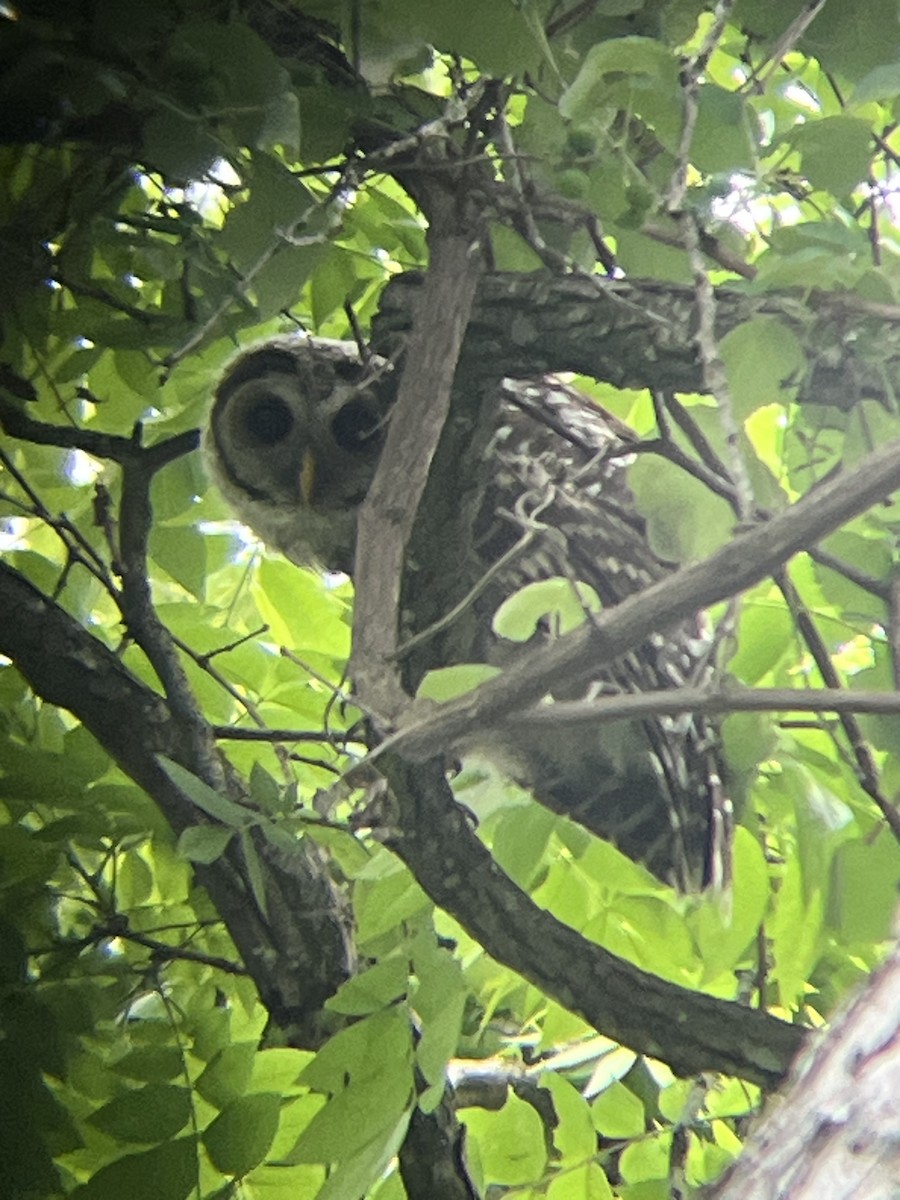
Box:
[2,0,900,1196]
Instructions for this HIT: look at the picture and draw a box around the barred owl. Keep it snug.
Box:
[206,337,724,889]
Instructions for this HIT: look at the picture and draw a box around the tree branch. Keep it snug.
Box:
[351,234,483,718]
[377,434,900,763]
[0,560,354,1048]
[372,273,900,411]
[383,757,804,1088]
[507,686,900,727]
[711,927,900,1198]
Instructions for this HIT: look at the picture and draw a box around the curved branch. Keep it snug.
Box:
[0,561,353,1048]
[0,558,805,1083]
[384,757,804,1088]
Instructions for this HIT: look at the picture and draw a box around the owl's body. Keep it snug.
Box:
[207,337,723,888]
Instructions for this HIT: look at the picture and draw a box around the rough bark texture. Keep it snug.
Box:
[712,934,900,1199]
[373,272,899,412]
[383,757,804,1089]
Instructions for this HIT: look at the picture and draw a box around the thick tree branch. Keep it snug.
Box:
[350,235,483,719]
[373,273,900,410]
[712,929,900,1198]
[0,561,353,1048]
[383,758,804,1088]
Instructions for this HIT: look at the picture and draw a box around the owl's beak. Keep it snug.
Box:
[300,449,316,505]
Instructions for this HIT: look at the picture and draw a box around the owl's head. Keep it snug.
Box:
[205,338,392,572]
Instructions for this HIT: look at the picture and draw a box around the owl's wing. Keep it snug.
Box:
[473,377,725,890]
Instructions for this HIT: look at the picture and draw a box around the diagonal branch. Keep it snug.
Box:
[350,234,483,719]
[383,757,804,1088]
[380,435,900,763]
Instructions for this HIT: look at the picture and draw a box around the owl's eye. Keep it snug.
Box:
[245,395,295,444]
[331,398,381,452]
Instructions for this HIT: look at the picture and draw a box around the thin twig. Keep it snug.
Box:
[507,686,900,727]
[775,567,900,842]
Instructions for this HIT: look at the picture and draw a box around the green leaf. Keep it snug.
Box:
[619,1128,671,1184]
[587,1058,641,1116]
[191,1006,232,1063]
[411,937,467,1095]
[561,37,681,151]
[353,859,431,945]
[629,456,734,562]
[197,1043,257,1109]
[790,116,873,196]
[692,86,752,174]
[259,89,302,158]
[462,1093,547,1187]
[725,586,794,684]
[768,848,824,1010]
[252,559,351,656]
[829,833,900,942]
[327,958,410,1016]
[720,317,805,420]
[487,223,547,272]
[72,1138,197,1200]
[721,710,778,775]
[493,577,601,641]
[156,756,255,828]
[141,111,218,180]
[203,1093,282,1178]
[118,851,154,907]
[294,1011,414,1163]
[490,803,557,888]
[299,1008,412,1094]
[249,1048,313,1095]
[416,663,500,701]
[88,1085,192,1144]
[177,823,234,865]
[356,0,550,80]
[253,243,325,320]
[689,827,769,981]
[313,1112,410,1200]
[851,62,900,105]
[219,155,314,272]
[541,1074,596,1164]
[548,1162,614,1200]
[239,827,269,918]
[112,1047,185,1084]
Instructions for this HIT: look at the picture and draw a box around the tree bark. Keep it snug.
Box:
[712,932,900,1199]
[373,272,900,412]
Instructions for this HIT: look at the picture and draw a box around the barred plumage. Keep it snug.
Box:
[206,338,726,889]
